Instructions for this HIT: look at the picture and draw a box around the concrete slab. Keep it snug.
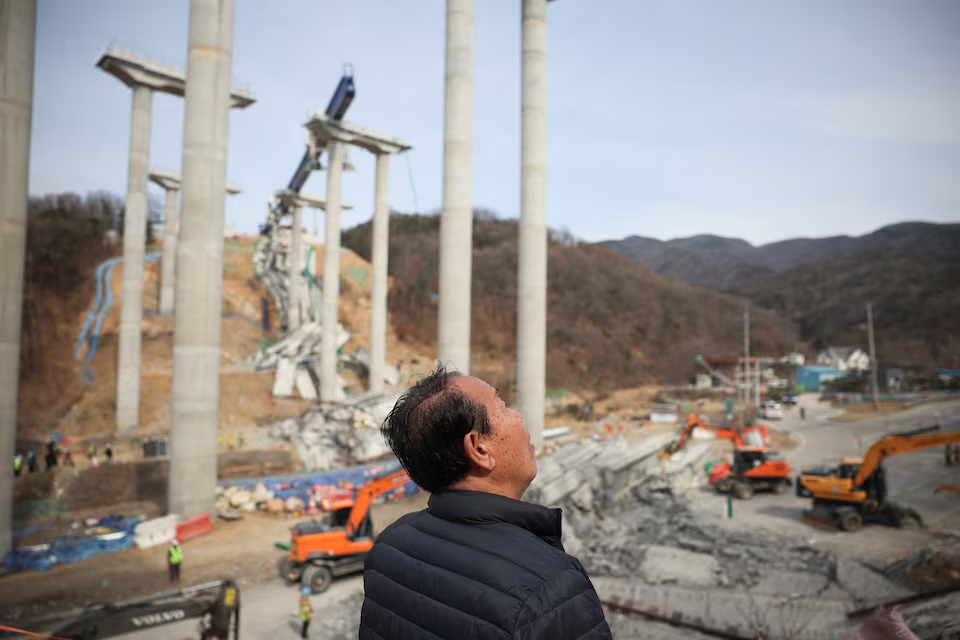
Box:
[272,358,296,397]
[639,545,721,587]
[295,365,318,400]
[749,570,830,598]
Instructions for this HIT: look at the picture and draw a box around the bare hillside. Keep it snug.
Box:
[343,212,800,393]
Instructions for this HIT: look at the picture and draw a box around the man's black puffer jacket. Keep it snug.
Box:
[360,490,611,639]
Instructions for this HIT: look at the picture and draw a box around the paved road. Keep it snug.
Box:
[686,395,960,563]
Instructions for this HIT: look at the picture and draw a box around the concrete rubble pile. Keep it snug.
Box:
[247,321,351,400]
[268,391,402,471]
[524,436,950,640]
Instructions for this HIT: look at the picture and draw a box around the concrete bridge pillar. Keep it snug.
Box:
[288,203,303,331]
[116,83,154,433]
[169,0,236,519]
[518,0,548,451]
[369,153,390,393]
[438,0,474,374]
[158,185,179,314]
[320,141,344,401]
[0,0,36,557]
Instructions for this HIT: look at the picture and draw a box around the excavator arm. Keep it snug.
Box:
[853,426,960,488]
[51,580,239,640]
[345,469,411,537]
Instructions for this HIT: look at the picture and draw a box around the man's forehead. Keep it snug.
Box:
[451,375,494,397]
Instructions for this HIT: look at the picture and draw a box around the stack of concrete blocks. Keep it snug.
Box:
[133,514,179,550]
[268,391,400,471]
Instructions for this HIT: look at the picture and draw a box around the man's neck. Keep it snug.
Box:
[448,476,526,501]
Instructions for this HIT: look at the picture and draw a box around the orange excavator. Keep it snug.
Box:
[661,413,768,458]
[798,425,960,532]
[281,468,411,593]
[662,414,787,499]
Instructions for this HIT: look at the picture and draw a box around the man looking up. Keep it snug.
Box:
[360,364,610,639]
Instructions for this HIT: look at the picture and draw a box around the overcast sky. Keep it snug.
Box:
[29,0,960,246]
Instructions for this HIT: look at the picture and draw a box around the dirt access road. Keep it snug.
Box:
[0,495,428,635]
[687,396,960,564]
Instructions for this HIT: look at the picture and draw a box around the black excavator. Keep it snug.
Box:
[50,579,240,639]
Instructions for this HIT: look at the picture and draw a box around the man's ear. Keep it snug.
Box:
[462,430,495,474]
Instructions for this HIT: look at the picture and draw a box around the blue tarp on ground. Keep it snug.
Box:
[2,516,141,574]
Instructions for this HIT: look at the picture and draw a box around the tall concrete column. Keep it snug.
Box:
[287,204,302,331]
[158,186,179,314]
[369,153,390,393]
[437,0,474,374]
[115,83,153,432]
[517,0,548,450]
[169,0,234,519]
[320,141,343,401]
[0,0,37,557]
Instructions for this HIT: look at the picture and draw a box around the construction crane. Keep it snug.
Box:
[281,468,411,594]
[51,579,239,640]
[798,425,960,531]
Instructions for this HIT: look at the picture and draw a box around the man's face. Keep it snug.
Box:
[455,376,538,490]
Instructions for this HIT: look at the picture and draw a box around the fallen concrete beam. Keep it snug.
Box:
[596,576,853,640]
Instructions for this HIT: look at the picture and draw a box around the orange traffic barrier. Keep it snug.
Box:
[176,513,212,543]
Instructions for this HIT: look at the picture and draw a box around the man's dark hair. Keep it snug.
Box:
[382,363,491,493]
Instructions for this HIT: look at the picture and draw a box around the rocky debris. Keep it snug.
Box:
[898,591,960,640]
[525,436,919,638]
[267,392,401,471]
[835,557,914,608]
[216,483,277,514]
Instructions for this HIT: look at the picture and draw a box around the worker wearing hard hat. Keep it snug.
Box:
[168,539,183,583]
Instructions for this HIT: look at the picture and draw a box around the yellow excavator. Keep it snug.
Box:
[797,425,960,532]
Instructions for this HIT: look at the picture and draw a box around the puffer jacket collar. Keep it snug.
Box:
[427,490,565,551]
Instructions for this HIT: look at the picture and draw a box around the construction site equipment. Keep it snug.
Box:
[934,485,960,496]
[51,579,239,639]
[798,425,960,531]
[661,413,768,459]
[281,468,410,594]
[713,446,792,499]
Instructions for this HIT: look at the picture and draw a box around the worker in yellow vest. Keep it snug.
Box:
[168,539,183,583]
[299,591,312,638]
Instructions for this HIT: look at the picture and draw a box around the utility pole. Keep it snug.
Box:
[755,351,761,411]
[867,303,881,412]
[743,302,750,425]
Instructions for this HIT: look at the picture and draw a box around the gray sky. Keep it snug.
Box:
[29,0,960,245]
